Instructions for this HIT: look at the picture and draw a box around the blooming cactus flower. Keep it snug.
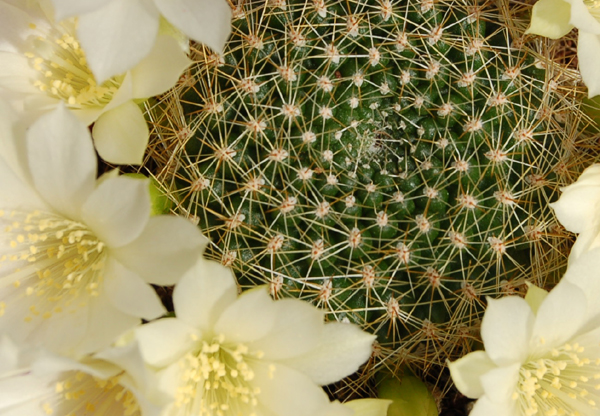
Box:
[0,336,163,416]
[135,258,376,416]
[550,164,600,262]
[0,103,207,357]
[526,0,600,97]
[47,0,232,83]
[448,276,600,416]
[0,0,191,164]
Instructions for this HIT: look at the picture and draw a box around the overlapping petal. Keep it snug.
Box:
[448,351,497,399]
[527,0,573,38]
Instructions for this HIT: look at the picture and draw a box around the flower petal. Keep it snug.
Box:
[172,257,237,331]
[448,351,497,399]
[578,32,600,98]
[81,175,151,247]
[214,287,278,343]
[550,164,600,234]
[77,0,160,83]
[566,0,600,34]
[94,341,150,392]
[342,399,391,416]
[0,52,40,94]
[524,282,548,315]
[92,101,149,165]
[103,259,166,320]
[470,395,516,416]
[253,361,331,416]
[152,0,232,54]
[135,318,199,367]
[26,104,96,219]
[526,0,573,39]
[531,281,587,350]
[480,296,534,366]
[48,0,110,20]
[112,215,208,286]
[131,34,191,98]
[563,248,600,324]
[479,363,520,403]
[249,298,324,361]
[281,322,375,385]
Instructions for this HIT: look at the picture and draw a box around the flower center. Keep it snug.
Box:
[175,334,268,416]
[514,341,600,416]
[47,370,140,416]
[25,21,122,109]
[0,210,106,322]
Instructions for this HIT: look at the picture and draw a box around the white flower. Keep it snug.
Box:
[526,0,600,97]
[47,0,232,83]
[448,277,600,416]
[0,103,207,357]
[0,336,163,416]
[0,0,192,164]
[135,258,376,416]
[550,164,600,262]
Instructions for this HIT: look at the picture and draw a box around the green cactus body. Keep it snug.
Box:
[153,0,582,370]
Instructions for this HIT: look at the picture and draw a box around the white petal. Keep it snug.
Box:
[0,371,56,411]
[480,297,534,366]
[448,351,497,399]
[526,0,574,39]
[48,0,111,20]
[135,318,199,367]
[568,224,600,262]
[26,104,96,219]
[112,215,208,286]
[550,164,600,233]
[479,363,520,403]
[249,298,324,361]
[0,336,19,374]
[77,0,160,83]
[0,52,40,94]
[92,101,149,165]
[563,248,600,324]
[578,32,600,98]
[281,322,375,385]
[342,399,392,416]
[253,361,331,416]
[524,282,548,315]
[131,34,192,98]
[531,281,587,350]
[567,0,600,34]
[94,341,150,392]
[470,395,516,416]
[153,0,232,54]
[81,175,151,247]
[103,259,166,320]
[172,257,237,331]
[214,287,278,343]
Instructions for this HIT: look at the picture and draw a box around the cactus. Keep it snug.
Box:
[148,0,590,381]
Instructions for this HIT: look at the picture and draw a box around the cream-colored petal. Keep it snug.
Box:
[578,32,600,98]
[343,399,391,416]
[131,34,192,98]
[480,296,534,366]
[281,322,375,385]
[448,351,497,399]
[112,215,208,286]
[526,0,573,38]
[172,257,237,331]
[550,164,600,233]
[253,361,331,416]
[81,175,150,247]
[524,282,548,315]
[92,101,149,165]
[103,259,166,320]
[77,0,160,83]
[479,363,520,403]
[249,298,324,361]
[26,104,96,219]
[470,395,516,416]
[48,0,111,20]
[214,287,278,343]
[563,248,600,325]
[0,51,40,94]
[153,0,232,54]
[566,0,600,34]
[135,318,199,368]
[531,281,587,351]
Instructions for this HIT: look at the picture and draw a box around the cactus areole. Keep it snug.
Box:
[162,0,578,367]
